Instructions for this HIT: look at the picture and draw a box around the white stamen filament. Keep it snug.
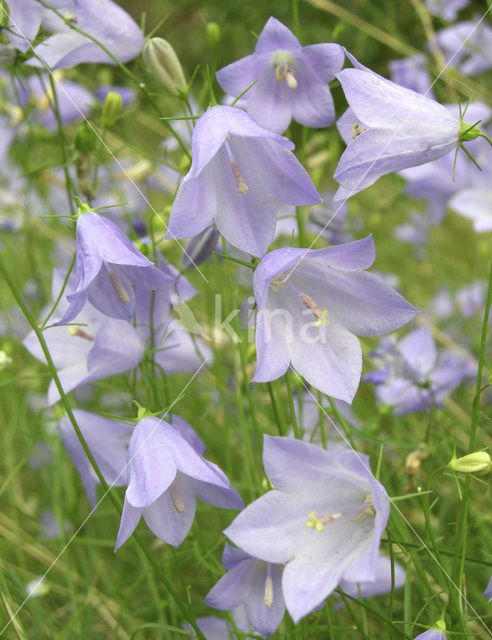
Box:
[108,270,130,304]
[230,160,249,195]
[263,573,274,608]
[169,482,185,513]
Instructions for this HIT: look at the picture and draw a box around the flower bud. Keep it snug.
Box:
[448,451,491,475]
[101,91,123,127]
[0,350,13,370]
[205,22,221,48]
[143,38,187,95]
[74,122,97,154]
[181,225,219,270]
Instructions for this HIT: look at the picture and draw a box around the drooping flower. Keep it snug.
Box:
[115,416,244,550]
[365,326,475,415]
[166,105,321,257]
[204,544,285,637]
[333,58,484,199]
[60,209,175,324]
[59,409,132,506]
[252,235,417,403]
[15,0,144,69]
[23,269,144,405]
[216,17,344,134]
[224,436,390,623]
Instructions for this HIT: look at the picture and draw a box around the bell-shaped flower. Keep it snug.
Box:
[366,326,475,415]
[21,0,144,69]
[252,235,417,403]
[60,210,175,324]
[23,269,144,405]
[59,410,132,506]
[115,416,244,550]
[333,57,483,199]
[224,436,390,623]
[166,105,321,257]
[204,544,285,637]
[434,20,492,76]
[424,0,469,21]
[216,17,344,134]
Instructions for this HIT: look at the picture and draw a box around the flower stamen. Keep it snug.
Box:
[169,482,185,513]
[352,123,366,139]
[230,160,249,195]
[300,293,329,326]
[270,272,290,291]
[263,567,274,608]
[68,326,94,341]
[108,270,131,304]
[305,510,342,532]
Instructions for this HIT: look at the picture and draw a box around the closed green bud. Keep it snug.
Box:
[143,37,187,95]
[74,121,97,154]
[101,91,123,126]
[205,22,221,48]
[178,154,191,174]
[448,451,491,475]
[0,350,13,370]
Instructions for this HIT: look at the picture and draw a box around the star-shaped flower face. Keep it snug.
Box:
[166,105,321,257]
[217,17,344,134]
[252,235,417,403]
[224,436,390,623]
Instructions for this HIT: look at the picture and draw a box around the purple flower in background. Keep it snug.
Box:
[366,326,475,415]
[424,0,469,21]
[389,54,433,97]
[204,544,285,636]
[166,105,321,257]
[60,211,175,324]
[224,436,390,623]
[252,235,417,403]
[434,20,492,76]
[293,392,360,446]
[134,264,212,374]
[456,280,486,317]
[216,17,344,134]
[20,0,144,69]
[23,270,144,405]
[333,60,481,199]
[115,416,243,550]
[308,191,353,245]
[15,74,94,131]
[484,574,492,601]
[59,410,132,506]
[449,136,492,232]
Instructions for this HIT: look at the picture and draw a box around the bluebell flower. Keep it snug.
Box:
[166,105,321,257]
[60,210,175,324]
[115,416,244,549]
[224,436,390,622]
[216,17,344,134]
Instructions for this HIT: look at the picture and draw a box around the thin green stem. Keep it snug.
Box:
[0,255,207,640]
